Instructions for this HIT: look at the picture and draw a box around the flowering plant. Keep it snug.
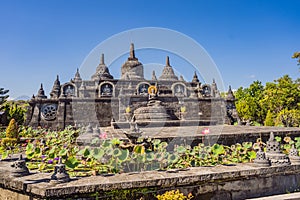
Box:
[201,128,210,135]
[157,189,193,200]
[99,132,108,140]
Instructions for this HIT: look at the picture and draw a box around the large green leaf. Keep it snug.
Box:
[92,148,105,160]
[212,144,225,155]
[176,146,186,154]
[242,142,252,149]
[26,142,34,154]
[59,149,68,156]
[78,147,90,158]
[168,154,179,164]
[154,152,164,161]
[146,152,155,162]
[247,150,256,160]
[65,157,79,169]
[118,149,129,161]
[112,148,121,157]
[1,150,8,160]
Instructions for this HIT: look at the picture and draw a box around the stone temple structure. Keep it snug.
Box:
[25,43,238,129]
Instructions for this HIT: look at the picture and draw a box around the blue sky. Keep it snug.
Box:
[0,0,299,99]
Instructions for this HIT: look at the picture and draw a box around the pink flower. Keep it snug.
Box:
[99,132,108,139]
[201,128,210,135]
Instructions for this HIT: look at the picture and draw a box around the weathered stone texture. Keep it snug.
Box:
[2,159,300,199]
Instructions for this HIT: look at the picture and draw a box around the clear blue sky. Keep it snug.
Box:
[0,0,299,99]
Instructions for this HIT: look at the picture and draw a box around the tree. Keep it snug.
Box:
[292,52,300,65]
[3,102,27,125]
[261,75,300,114]
[0,88,9,110]
[235,81,265,124]
[235,75,300,127]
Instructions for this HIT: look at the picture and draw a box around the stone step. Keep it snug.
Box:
[246,192,300,200]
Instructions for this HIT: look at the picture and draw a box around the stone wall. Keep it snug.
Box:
[1,160,300,200]
[26,96,232,129]
[0,188,37,200]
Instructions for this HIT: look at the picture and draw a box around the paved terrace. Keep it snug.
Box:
[103,125,300,145]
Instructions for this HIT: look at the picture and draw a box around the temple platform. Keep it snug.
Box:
[102,125,300,146]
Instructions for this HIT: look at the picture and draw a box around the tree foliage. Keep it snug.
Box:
[0,87,28,126]
[0,88,9,110]
[261,75,300,113]
[264,110,274,126]
[292,51,300,65]
[235,81,265,124]
[275,109,300,127]
[235,75,300,127]
[2,101,28,125]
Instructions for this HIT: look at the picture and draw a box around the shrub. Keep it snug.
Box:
[1,118,19,147]
[1,138,18,148]
[6,118,19,138]
[156,190,193,200]
[264,110,274,126]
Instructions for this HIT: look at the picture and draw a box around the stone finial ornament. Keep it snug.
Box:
[11,154,30,177]
[37,83,47,99]
[159,56,178,81]
[100,52,104,64]
[180,75,185,81]
[85,123,93,134]
[152,70,157,81]
[289,144,300,164]
[51,158,70,183]
[91,53,114,80]
[92,125,101,137]
[50,75,61,99]
[129,43,136,59]
[266,132,290,166]
[226,85,235,101]
[253,148,270,167]
[266,132,280,153]
[76,123,101,146]
[73,68,82,82]
[192,71,199,83]
[124,118,142,144]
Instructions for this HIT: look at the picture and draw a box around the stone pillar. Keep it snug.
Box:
[56,100,65,129]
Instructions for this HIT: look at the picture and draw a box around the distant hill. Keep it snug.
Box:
[14,95,30,101]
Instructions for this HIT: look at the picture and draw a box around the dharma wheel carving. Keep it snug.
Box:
[41,104,57,120]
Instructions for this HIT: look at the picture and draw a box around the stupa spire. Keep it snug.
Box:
[100,53,105,65]
[192,71,199,83]
[152,70,157,80]
[226,85,235,100]
[37,83,47,99]
[159,56,178,81]
[166,56,170,66]
[91,53,113,81]
[50,75,61,99]
[129,43,135,59]
[74,68,82,82]
[76,68,80,76]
